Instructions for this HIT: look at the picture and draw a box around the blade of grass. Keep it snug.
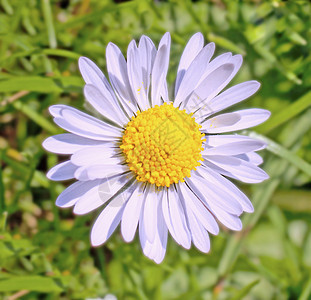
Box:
[1,0,13,15]
[12,101,60,135]
[217,165,282,277]
[207,33,246,55]
[42,0,57,48]
[60,2,137,29]
[0,150,5,211]
[12,150,43,206]
[247,132,311,177]
[272,190,311,212]
[231,279,260,300]
[2,151,50,189]
[0,48,80,65]
[0,211,7,232]
[257,90,311,134]
[299,276,311,300]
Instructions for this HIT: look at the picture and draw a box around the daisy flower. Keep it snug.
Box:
[43,32,270,264]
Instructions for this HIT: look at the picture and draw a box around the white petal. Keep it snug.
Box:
[175,43,215,108]
[79,57,110,90]
[151,45,170,107]
[189,54,243,113]
[74,164,129,181]
[201,109,270,133]
[177,182,219,235]
[167,186,191,249]
[139,209,151,257]
[158,32,171,51]
[205,155,269,183]
[196,81,260,118]
[127,43,149,111]
[161,188,179,243]
[150,32,171,107]
[73,173,134,215]
[183,202,210,253]
[209,205,243,231]
[51,105,122,141]
[47,161,78,181]
[106,42,138,113]
[139,36,157,83]
[197,52,232,86]
[202,140,266,156]
[198,53,241,88]
[197,165,254,213]
[204,134,266,149]
[84,84,128,126]
[90,193,127,246]
[138,35,157,103]
[78,57,123,111]
[200,112,241,133]
[143,185,159,242]
[175,33,204,96]
[70,145,122,166]
[153,202,168,263]
[142,196,168,264]
[186,63,235,112]
[72,180,106,215]
[230,108,271,131]
[79,56,135,118]
[42,133,106,154]
[121,182,145,242]
[49,105,63,118]
[186,175,243,231]
[235,152,263,166]
[186,172,243,215]
[203,159,238,180]
[56,180,100,208]
[73,183,105,215]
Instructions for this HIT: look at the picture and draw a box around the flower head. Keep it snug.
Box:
[43,32,270,263]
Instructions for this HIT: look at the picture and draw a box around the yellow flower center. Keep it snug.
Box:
[120,103,205,187]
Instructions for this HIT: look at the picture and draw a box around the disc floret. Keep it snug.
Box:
[120,103,205,187]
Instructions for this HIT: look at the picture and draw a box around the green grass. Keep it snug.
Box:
[0,0,311,299]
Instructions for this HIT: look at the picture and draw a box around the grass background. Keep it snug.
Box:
[0,0,311,299]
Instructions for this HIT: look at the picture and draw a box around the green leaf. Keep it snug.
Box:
[0,76,83,93]
[0,276,64,292]
[42,48,81,59]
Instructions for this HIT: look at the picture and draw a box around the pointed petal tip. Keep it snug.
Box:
[208,41,216,50]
